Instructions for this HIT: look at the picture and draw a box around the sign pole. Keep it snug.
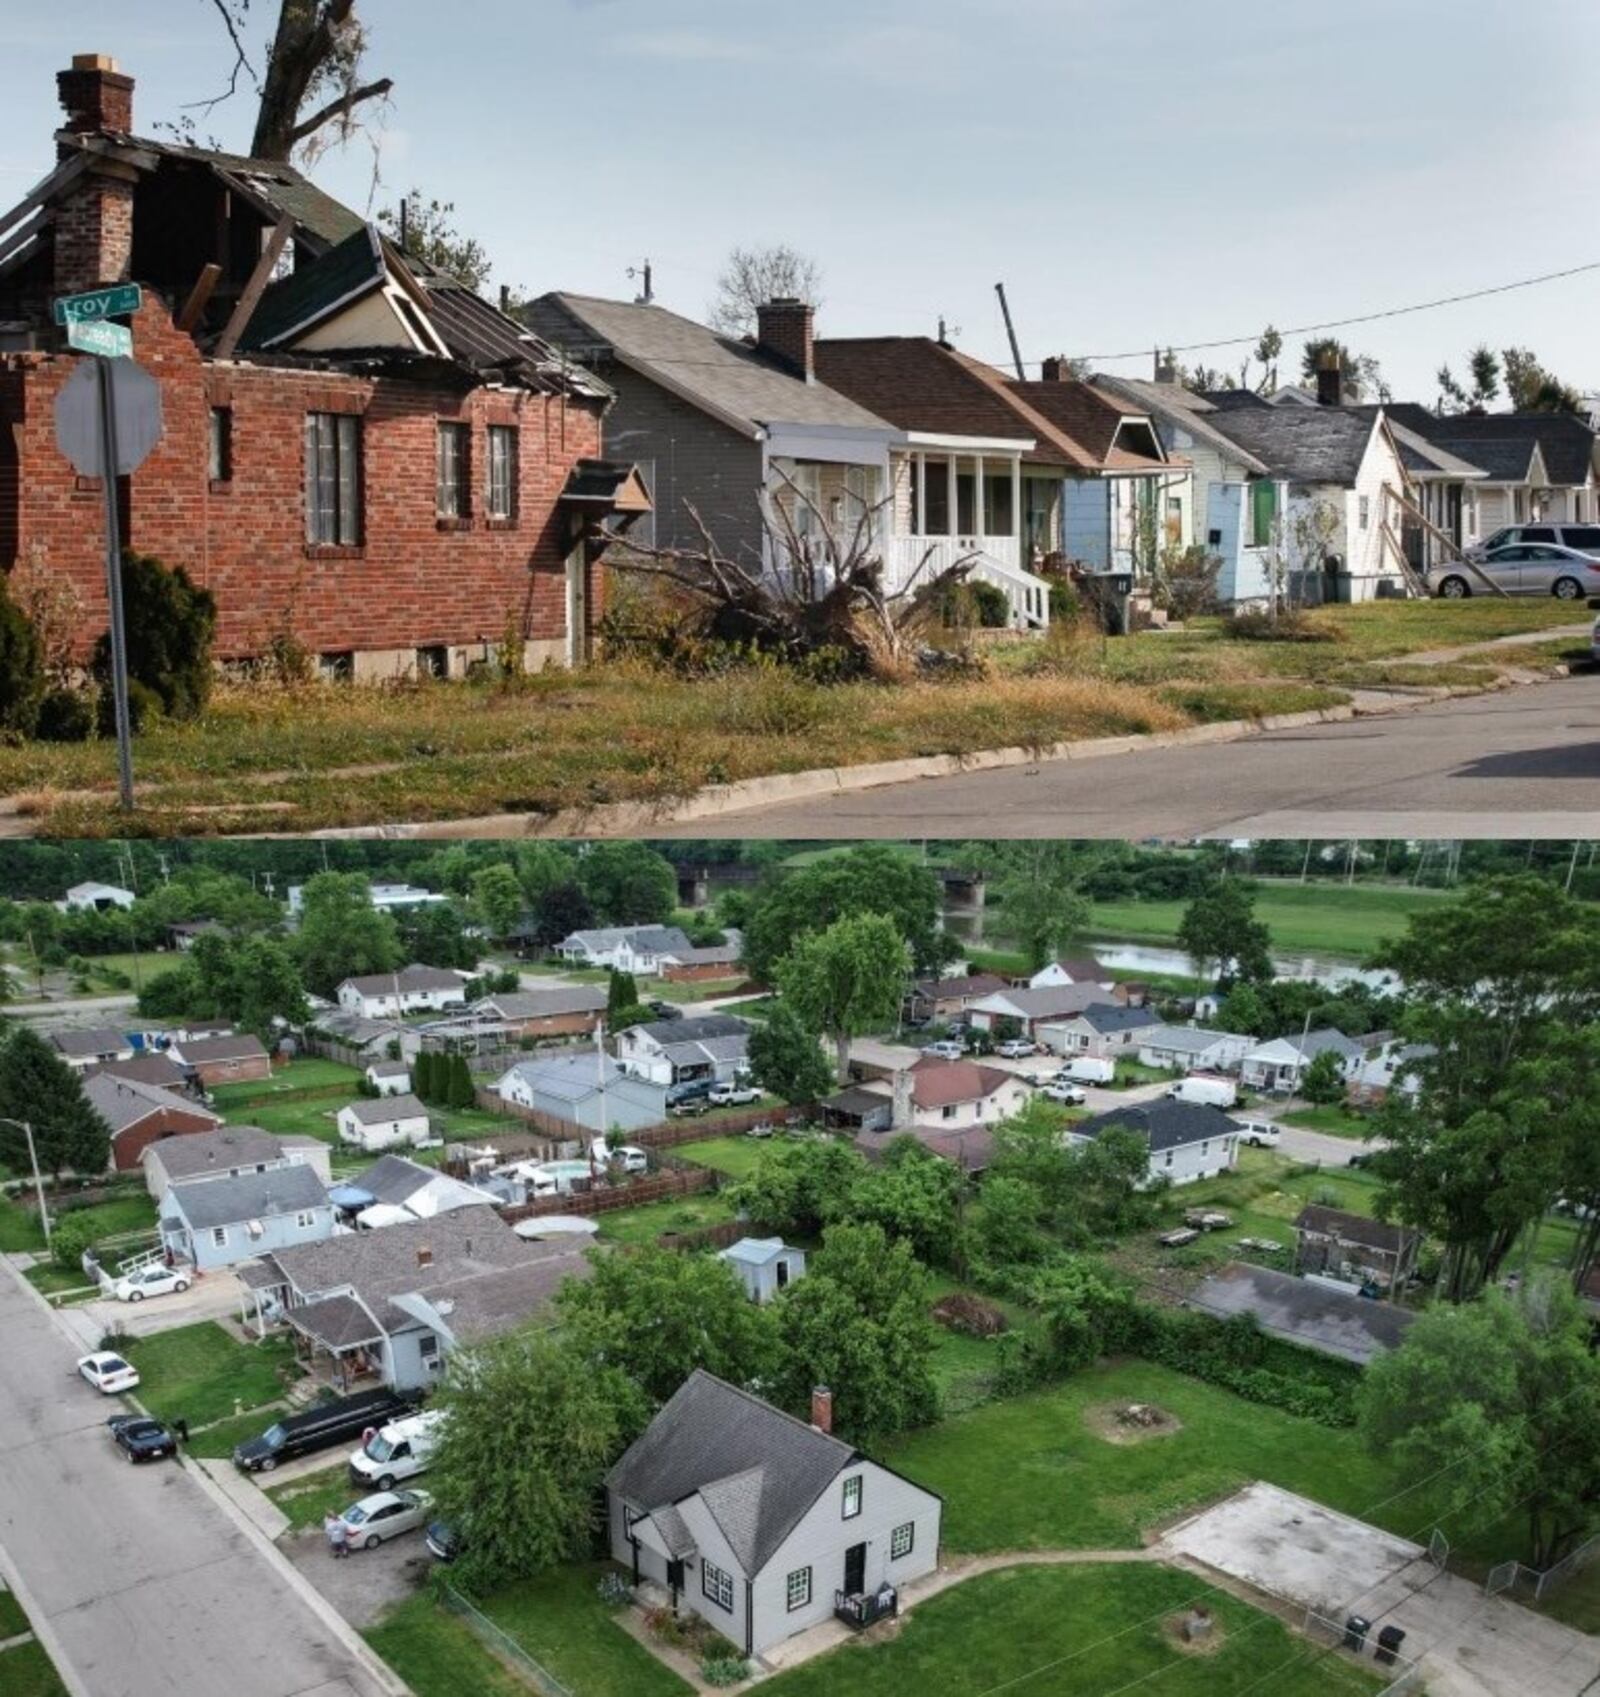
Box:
[94,354,135,811]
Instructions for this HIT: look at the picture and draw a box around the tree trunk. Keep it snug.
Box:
[248,0,389,163]
[833,1032,850,1089]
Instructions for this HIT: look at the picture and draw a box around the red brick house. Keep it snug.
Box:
[0,55,648,677]
[83,1071,223,1173]
[167,1031,273,1088]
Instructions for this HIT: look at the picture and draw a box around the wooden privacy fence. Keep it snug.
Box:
[658,1218,748,1254]
[472,1087,811,1149]
[498,1165,717,1224]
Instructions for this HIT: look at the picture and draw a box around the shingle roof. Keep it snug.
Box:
[285,1293,386,1352]
[352,1154,441,1206]
[1092,377,1273,477]
[500,1052,645,1103]
[145,1125,291,1181]
[913,973,1010,1001]
[1140,1025,1250,1055]
[525,294,894,439]
[341,965,466,998]
[607,1371,858,1576]
[172,1033,270,1065]
[1074,1100,1241,1154]
[658,1034,750,1068]
[167,1163,328,1231]
[1006,380,1170,472]
[84,1072,219,1137]
[342,1093,428,1126]
[1188,1262,1416,1365]
[1202,406,1380,486]
[1411,410,1597,487]
[409,1253,592,1342]
[48,1026,132,1060]
[1065,1004,1160,1035]
[1294,1205,1419,1258]
[909,1057,1017,1110]
[562,925,695,956]
[635,1014,751,1046]
[480,986,608,1021]
[242,224,387,351]
[986,984,1122,1021]
[91,1053,191,1090]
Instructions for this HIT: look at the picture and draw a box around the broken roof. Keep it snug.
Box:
[1189,1262,1416,1364]
[1294,1205,1419,1258]
[1201,406,1382,486]
[1092,376,1275,477]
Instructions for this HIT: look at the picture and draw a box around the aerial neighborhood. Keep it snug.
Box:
[0,837,1597,1697]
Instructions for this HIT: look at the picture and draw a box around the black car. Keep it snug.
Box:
[108,1414,177,1463]
[646,1000,677,1020]
[232,1386,416,1474]
[424,1519,465,1562]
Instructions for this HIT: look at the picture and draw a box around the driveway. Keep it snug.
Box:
[0,1265,397,1697]
[282,1529,431,1632]
[1161,1482,1600,1697]
[65,1269,247,1346]
[661,674,1600,839]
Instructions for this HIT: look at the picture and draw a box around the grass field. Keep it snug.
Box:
[0,1188,158,1256]
[595,1192,740,1249]
[366,1596,538,1697]
[0,1589,28,1638]
[1279,1105,1379,1140]
[208,1058,364,1109]
[670,1135,768,1180]
[477,1564,692,1697]
[1087,880,1459,960]
[760,1563,1381,1697]
[122,1322,299,1428]
[267,1464,356,1532]
[0,1639,68,1697]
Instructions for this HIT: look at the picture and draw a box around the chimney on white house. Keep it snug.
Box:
[53,55,137,296]
[1316,350,1344,408]
[810,1385,834,1435]
[756,297,815,382]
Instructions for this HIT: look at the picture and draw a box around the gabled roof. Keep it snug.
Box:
[1247,1028,1362,1065]
[719,1237,799,1268]
[912,972,1011,1001]
[341,964,467,998]
[1074,1100,1241,1154]
[84,1072,220,1138]
[144,1125,296,1181]
[91,1052,192,1090]
[633,1014,751,1046]
[241,223,390,351]
[561,925,695,956]
[48,1026,132,1060]
[607,1370,860,1576]
[1057,1003,1159,1035]
[341,1093,428,1126]
[1294,1205,1419,1257]
[1189,1262,1416,1365]
[1408,409,1597,488]
[166,1162,328,1231]
[1140,1025,1253,1055]
[478,986,608,1021]
[1200,406,1385,487]
[978,984,1118,1021]
[1092,376,1273,476]
[1006,379,1171,473]
[499,1051,658,1104]
[524,293,894,441]
[909,1057,1018,1109]
[171,1032,270,1065]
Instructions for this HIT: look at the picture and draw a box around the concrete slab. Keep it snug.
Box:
[281,1528,433,1632]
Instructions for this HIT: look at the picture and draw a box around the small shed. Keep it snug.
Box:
[336,1093,432,1152]
[717,1237,806,1303]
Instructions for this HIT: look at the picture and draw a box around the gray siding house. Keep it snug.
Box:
[1068,1100,1241,1186]
[607,1373,941,1660]
[496,1052,668,1134]
[160,1164,334,1271]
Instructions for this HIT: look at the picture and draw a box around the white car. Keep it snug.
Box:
[708,1083,761,1107]
[78,1352,140,1395]
[995,1039,1037,1059]
[1041,1082,1087,1106]
[338,1488,434,1550]
[1235,1121,1280,1149]
[922,1040,965,1061]
[111,1265,191,1304]
[589,1139,649,1174]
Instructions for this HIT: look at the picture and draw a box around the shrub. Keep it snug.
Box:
[97,677,164,738]
[0,570,44,736]
[1223,607,1337,644]
[91,551,217,722]
[701,1656,750,1687]
[595,1569,633,1608]
[1154,546,1223,620]
[932,1292,1009,1337]
[50,1211,101,1274]
[98,1329,137,1354]
[35,687,95,743]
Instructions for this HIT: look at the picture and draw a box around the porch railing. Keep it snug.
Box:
[886,535,1050,629]
[834,1586,899,1629]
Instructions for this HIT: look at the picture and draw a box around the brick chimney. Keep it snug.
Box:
[1040,356,1071,382]
[416,1245,433,1268]
[54,55,136,296]
[756,297,815,382]
[1316,350,1344,408]
[810,1385,834,1435]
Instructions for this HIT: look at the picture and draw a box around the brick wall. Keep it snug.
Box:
[109,1108,220,1172]
[1,293,608,665]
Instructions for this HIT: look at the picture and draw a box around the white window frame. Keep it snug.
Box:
[701,1559,734,1612]
[487,425,518,520]
[890,1521,915,1561]
[842,1475,863,1520]
[210,1225,228,1248]
[305,411,362,546]
[436,421,469,519]
[786,1566,812,1612]
[295,1210,317,1229]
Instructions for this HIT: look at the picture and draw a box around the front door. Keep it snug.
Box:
[843,1542,867,1597]
[775,1260,789,1291]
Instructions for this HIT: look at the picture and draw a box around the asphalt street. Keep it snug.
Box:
[0,1268,393,1697]
[663,675,1600,838]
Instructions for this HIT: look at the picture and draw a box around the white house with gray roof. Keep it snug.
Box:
[615,1015,752,1087]
[1069,1101,1241,1186]
[1035,1002,1164,1060]
[553,926,695,973]
[965,982,1112,1037]
[343,1154,495,1226]
[1240,1029,1365,1094]
[160,1163,335,1271]
[495,1052,667,1133]
[606,1372,941,1660]
[141,1124,329,1199]
[1137,1025,1256,1075]
[336,1093,432,1152]
[336,965,469,1020]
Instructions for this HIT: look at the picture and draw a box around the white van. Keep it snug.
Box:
[1063,1057,1116,1085]
[1234,1120,1280,1149]
[1166,1074,1238,1110]
[348,1410,446,1490]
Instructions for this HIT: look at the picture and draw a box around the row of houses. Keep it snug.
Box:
[9,55,1598,680]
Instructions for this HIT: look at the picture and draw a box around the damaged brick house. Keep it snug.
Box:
[0,55,649,680]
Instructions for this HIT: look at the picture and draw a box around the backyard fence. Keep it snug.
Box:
[438,1585,572,1697]
[1483,1532,1600,1603]
[470,1086,810,1149]
[658,1218,748,1254]
[498,1165,718,1225]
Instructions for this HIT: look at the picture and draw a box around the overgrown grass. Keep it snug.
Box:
[670,1136,769,1180]
[594,1192,739,1249]
[366,1595,539,1697]
[123,1322,299,1427]
[760,1563,1381,1697]
[267,1463,357,1532]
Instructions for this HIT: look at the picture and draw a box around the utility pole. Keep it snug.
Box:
[994,282,1025,381]
[3,1120,51,1255]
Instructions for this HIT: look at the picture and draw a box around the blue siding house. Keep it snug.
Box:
[160,1164,335,1271]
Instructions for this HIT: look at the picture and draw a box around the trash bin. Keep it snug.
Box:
[1375,1625,1406,1666]
[1343,1615,1371,1652]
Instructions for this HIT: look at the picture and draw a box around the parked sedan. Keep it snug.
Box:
[339,1489,434,1550]
[708,1083,761,1106]
[111,1265,192,1304]
[425,1519,465,1562]
[1431,543,1600,601]
[1041,1081,1087,1106]
[995,1039,1037,1059]
[77,1351,140,1395]
[108,1414,177,1463]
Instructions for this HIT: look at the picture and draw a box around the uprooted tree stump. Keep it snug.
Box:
[1164,1606,1224,1656]
[931,1292,1010,1338]
[1083,1400,1184,1445]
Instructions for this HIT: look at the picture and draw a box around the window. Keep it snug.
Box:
[1164,1151,1174,1168]
[842,1476,863,1520]
[942,1104,957,1120]
[209,407,233,482]
[1248,479,1277,548]
[1359,496,1371,530]
[436,422,469,519]
[890,1522,915,1561]
[211,1226,228,1248]
[319,651,354,683]
[702,1559,734,1612]
[295,1211,316,1229]
[487,425,518,520]
[786,1566,812,1612]
[305,412,361,545]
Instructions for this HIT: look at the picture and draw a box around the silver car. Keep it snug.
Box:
[338,1488,434,1550]
[1431,543,1600,601]
[1469,523,1600,563]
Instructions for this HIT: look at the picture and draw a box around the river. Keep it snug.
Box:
[1087,938,1398,993]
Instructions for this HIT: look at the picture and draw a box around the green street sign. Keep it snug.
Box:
[67,319,133,359]
[53,283,144,326]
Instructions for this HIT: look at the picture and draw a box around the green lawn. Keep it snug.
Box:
[1088,879,1460,961]
[208,1058,364,1110]
[267,1463,356,1532]
[596,1192,740,1249]
[123,1322,300,1428]
[886,1360,1467,1558]
[671,1135,769,1180]
[477,1563,692,1697]
[761,1563,1380,1697]
[1280,1106,1378,1140]
[0,1192,45,1252]
[926,1274,1028,1414]
[184,1405,290,1461]
[1539,1561,1600,1635]
[1,1188,157,1255]
[0,1589,28,1638]
[0,1640,68,1697]
[366,1596,536,1697]
[649,977,746,1004]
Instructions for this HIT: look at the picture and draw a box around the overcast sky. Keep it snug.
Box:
[6,0,1599,398]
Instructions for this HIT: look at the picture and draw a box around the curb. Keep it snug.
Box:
[315,666,1571,841]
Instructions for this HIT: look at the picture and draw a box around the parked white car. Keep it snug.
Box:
[708,1082,761,1106]
[995,1039,1037,1059]
[1234,1120,1280,1149]
[111,1265,192,1304]
[589,1139,650,1173]
[1041,1081,1087,1106]
[78,1352,140,1395]
[923,1040,965,1061]
[338,1488,434,1550]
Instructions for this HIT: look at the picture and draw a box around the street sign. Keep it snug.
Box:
[54,357,162,477]
[67,319,133,360]
[53,283,143,326]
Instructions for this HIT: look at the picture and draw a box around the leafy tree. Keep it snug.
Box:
[428,1329,646,1590]
[92,552,217,723]
[378,190,491,291]
[516,844,578,905]
[743,846,953,984]
[1437,345,1502,414]
[1178,879,1272,986]
[447,1052,476,1110]
[1299,338,1387,403]
[1216,981,1268,1036]
[576,843,677,926]
[606,968,640,1023]
[730,1138,865,1237]
[231,937,307,1040]
[777,1222,938,1442]
[138,962,205,1019]
[533,881,594,950]
[965,1174,1050,1273]
[557,1246,782,1407]
[775,912,908,1084]
[989,1102,1158,1244]
[1023,1257,1148,1375]
[0,1028,108,1177]
[396,900,476,970]
[850,1139,963,1266]
[1358,1279,1600,1569]
[293,872,400,996]
[50,1212,102,1274]
[471,863,524,941]
[709,244,822,336]
[414,1049,439,1104]
[994,844,1091,973]
[1300,1049,1347,1106]
[1502,347,1581,414]
[746,1003,833,1106]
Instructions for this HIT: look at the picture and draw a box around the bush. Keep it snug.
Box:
[50,1211,101,1274]
[1154,545,1223,620]
[97,676,163,738]
[595,1569,633,1608]
[91,551,217,722]
[1223,607,1337,644]
[701,1657,750,1688]
[36,686,95,742]
[0,570,44,736]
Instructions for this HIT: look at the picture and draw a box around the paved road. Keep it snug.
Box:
[665,675,1600,838]
[0,1269,394,1697]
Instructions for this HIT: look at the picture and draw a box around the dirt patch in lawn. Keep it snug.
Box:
[1083,1401,1185,1446]
[1162,1607,1226,1656]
